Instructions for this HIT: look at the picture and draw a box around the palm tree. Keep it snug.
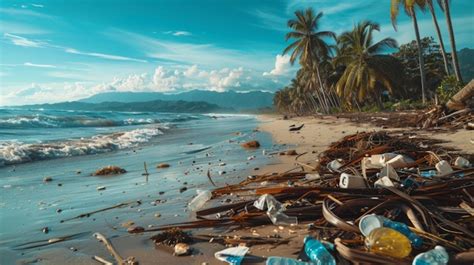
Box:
[283,8,336,113]
[426,0,450,75]
[391,0,428,104]
[335,21,400,108]
[439,0,463,82]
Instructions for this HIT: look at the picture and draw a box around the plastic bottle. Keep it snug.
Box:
[303,236,336,265]
[266,256,312,265]
[188,190,212,211]
[412,246,449,265]
[365,227,412,258]
[381,217,423,248]
[420,170,437,178]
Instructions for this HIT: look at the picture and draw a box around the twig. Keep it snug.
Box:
[13,232,89,250]
[61,201,139,223]
[207,169,217,187]
[142,162,149,182]
[92,255,113,265]
[295,161,317,170]
[93,232,124,265]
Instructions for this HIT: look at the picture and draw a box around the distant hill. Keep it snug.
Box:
[79,90,274,110]
[17,100,232,113]
[459,48,474,82]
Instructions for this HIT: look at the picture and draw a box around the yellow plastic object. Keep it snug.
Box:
[365,227,412,258]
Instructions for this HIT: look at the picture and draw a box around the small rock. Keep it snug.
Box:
[43,176,53,182]
[154,213,161,218]
[42,227,49,233]
[240,140,260,149]
[157,163,170,168]
[56,209,62,213]
[174,243,190,256]
[57,183,62,187]
[179,187,187,193]
[285,150,298,156]
[97,186,106,191]
[127,226,145,233]
[159,191,165,195]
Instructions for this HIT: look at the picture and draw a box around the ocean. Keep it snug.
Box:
[0,108,275,263]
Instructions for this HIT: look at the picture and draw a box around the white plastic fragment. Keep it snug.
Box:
[374,176,395,188]
[339,173,366,189]
[385,154,414,168]
[454,157,471,168]
[188,190,212,211]
[435,160,453,175]
[380,164,399,181]
[305,173,321,180]
[214,246,249,265]
[327,159,343,172]
[254,194,297,226]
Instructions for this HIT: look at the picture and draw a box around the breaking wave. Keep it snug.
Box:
[0,127,164,166]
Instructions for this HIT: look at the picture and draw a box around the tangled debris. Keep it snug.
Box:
[131,131,473,264]
[241,140,260,149]
[93,166,127,176]
[150,228,193,247]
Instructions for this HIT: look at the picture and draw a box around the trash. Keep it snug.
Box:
[214,246,249,265]
[93,166,126,176]
[359,214,384,237]
[157,163,170,168]
[254,194,297,226]
[304,173,320,180]
[413,246,449,265]
[266,257,312,265]
[174,243,191,256]
[374,176,395,187]
[380,164,399,181]
[420,170,437,178]
[188,190,212,211]
[327,159,343,172]
[435,160,453,175]
[454,156,471,168]
[304,236,335,265]
[385,154,414,168]
[365,227,412,258]
[339,173,366,188]
[241,140,260,149]
[247,156,256,161]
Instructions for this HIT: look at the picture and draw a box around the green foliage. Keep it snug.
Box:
[393,37,447,99]
[436,75,463,103]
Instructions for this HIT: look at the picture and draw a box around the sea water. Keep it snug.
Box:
[0,108,274,262]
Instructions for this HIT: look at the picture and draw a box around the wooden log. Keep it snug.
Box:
[446,79,474,111]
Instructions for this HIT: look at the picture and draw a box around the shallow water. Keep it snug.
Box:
[0,110,276,263]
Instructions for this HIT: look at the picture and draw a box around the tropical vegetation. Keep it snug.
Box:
[273,2,468,116]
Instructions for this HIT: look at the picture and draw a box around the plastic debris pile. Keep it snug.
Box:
[133,131,473,264]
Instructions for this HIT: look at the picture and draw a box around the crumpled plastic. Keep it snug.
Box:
[214,246,249,265]
[254,194,298,226]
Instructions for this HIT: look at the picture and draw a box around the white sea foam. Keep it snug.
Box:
[0,127,163,166]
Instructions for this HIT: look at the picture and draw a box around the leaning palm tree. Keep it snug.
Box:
[391,0,428,104]
[335,21,400,108]
[438,0,463,82]
[426,0,450,75]
[283,8,336,113]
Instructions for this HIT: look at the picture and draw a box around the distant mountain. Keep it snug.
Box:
[17,100,232,113]
[79,90,274,110]
[459,48,474,82]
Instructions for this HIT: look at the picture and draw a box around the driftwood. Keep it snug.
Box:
[13,232,89,250]
[92,255,113,265]
[93,232,124,265]
[446,79,474,111]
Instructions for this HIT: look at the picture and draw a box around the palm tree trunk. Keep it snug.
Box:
[428,1,450,75]
[313,63,331,113]
[411,10,427,104]
[443,0,463,83]
[446,79,474,111]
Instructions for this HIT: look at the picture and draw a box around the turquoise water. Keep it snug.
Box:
[0,109,275,262]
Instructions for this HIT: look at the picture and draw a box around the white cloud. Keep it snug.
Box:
[251,10,288,32]
[165,30,192,36]
[31,4,44,8]
[3,33,44,47]
[24,62,56,68]
[183,65,198,77]
[65,48,147,63]
[263,54,293,76]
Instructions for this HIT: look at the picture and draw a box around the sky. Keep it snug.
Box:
[0,0,473,105]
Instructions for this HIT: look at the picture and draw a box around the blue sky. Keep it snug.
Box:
[0,0,473,105]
